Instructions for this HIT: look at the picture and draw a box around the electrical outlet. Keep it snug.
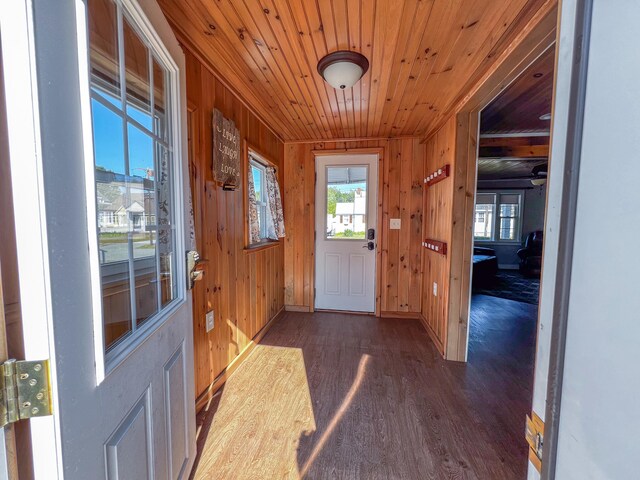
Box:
[206,310,215,332]
[433,282,438,297]
[390,218,401,230]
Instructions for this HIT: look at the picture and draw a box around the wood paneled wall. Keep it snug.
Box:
[283,138,424,316]
[420,118,456,354]
[184,48,285,402]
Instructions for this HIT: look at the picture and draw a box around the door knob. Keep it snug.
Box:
[362,241,375,251]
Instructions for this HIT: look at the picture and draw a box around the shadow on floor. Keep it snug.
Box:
[191,301,537,479]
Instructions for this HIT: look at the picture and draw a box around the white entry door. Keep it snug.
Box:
[315,154,378,312]
[0,0,195,478]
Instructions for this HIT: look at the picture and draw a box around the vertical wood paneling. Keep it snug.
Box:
[185,48,284,401]
[283,138,424,315]
[421,117,456,353]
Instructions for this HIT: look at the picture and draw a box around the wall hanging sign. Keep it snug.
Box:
[213,108,241,188]
[424,164,450,187]
[423,239,447,256]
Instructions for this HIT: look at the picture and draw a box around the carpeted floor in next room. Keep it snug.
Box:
[473,269,540,305]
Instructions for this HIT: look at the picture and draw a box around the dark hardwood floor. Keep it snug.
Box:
[191,294,537,479]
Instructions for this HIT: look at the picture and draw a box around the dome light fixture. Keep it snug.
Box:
[317,50,369,90]
[539,112,552,121]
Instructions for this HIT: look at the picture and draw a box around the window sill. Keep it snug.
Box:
[474,240,522,246]
[244,240,281,254]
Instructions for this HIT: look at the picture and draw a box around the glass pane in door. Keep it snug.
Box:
[325,166,368,240]
[92,100,133,347]
[89,0,177,353]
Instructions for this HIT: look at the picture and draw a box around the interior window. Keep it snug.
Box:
[88,0,177,352]
[474,192,522,243]
[250,159,268,241]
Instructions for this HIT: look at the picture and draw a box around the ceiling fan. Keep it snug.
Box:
[486,163,548,185]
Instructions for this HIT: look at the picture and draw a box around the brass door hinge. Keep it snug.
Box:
[0,359,53,428]
[525,411,544,473]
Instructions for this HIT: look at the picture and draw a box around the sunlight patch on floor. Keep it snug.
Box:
[192,345,316,479]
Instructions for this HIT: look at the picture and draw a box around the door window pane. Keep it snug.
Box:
[153,57,168,141]
[91,99,132,346]
[88,0,121,108]
[123,18,152,130]
[89,0,176,352]
[326,166,367,240]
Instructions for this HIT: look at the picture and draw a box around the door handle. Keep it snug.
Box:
[362,241,375,251]
[186,250,203,289]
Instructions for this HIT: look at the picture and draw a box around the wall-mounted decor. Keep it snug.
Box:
[424,164,450,187]
[423,239,447,256]
[213,108,241,187]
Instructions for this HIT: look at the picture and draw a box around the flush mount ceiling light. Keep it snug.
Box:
[539,113,552,121]
[317,51,369,90]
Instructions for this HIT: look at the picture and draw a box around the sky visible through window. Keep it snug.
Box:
[330,182,366,192]
[91,92,155,176]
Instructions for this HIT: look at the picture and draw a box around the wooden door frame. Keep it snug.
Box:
[310,147,384,317]
[441,2,559,361]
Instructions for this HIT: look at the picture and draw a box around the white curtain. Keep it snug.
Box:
[247,167,261,244]
[265,167,285,240]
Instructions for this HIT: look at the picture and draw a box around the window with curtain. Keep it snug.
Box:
[247,152,285,245]
[474,191,523,242]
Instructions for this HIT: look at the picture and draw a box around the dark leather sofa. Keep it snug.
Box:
[518,231,544,277]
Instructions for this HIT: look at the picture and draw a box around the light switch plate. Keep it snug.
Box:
[433,282,438,297]
[206,310,215,332]
[390,218,401,230]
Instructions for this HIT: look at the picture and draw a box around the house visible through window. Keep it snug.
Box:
[474,191,523,242]
[88,0,178,353]
[325,166,368,240]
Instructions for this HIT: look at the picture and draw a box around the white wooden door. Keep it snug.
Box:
[0,0,195,478]
[315,154,378,312]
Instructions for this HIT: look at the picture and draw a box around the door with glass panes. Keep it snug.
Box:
[1,0,195,478]
[315,154,378,312]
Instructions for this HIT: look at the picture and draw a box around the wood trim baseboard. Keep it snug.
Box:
[419,314,446,356]
[314,308,373,316]
[284,305,311,312]
[380,311,422,320]
[195,307,285,412]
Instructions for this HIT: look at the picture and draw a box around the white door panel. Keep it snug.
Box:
[315,155,378,312]
[1,0,196,478]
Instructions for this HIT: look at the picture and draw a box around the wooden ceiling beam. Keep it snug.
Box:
[478,144,549,158]
[479,136,549,147]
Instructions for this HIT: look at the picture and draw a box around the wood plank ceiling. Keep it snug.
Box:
[480,46,555,134]
[477,47,555,180]
[158,0,549,142]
